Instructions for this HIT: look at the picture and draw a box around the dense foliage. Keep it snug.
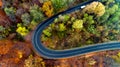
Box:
[41,0,120,50]
[1,0,120,67]
[0,0,87,40]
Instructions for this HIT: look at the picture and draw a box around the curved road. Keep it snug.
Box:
[32,0,120,59]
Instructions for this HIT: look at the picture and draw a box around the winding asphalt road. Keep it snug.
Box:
[32,0,120,59]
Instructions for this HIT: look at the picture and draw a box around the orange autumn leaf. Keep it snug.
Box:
[0,0,2,7]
